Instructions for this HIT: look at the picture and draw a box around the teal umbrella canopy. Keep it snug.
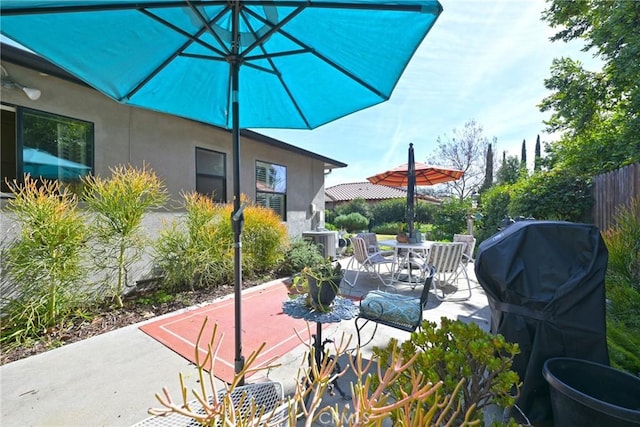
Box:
[1,0,442,130]
[1,0,442,380]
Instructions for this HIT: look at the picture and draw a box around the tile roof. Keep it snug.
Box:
[325,182,440,204]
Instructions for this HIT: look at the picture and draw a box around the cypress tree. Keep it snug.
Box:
[482,143,493,190]
[534,134,542,172]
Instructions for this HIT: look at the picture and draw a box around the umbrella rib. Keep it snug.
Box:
[239,5,305,59]
[238,5,312,127]
[122,5,231,100]
[140,8,230,58]
[274,27,388,100]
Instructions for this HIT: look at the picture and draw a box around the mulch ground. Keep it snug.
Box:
[0,280,272,365]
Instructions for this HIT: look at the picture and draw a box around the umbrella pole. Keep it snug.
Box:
[230,5,244,385]
[232,62,244,385]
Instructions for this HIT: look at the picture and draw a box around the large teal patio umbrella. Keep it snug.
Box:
[1,0,443,381]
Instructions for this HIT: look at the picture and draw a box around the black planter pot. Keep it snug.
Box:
[543,357,640,427]
[306,274,341,310]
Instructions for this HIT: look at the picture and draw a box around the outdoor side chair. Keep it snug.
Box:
[453,233,477,283]
[354,266,436,347]
[343,236,394,289]
[132,381,288,427]
[356,232,394,257]
[427,242,472,301]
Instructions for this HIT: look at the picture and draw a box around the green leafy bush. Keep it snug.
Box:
[334,197,371,220]
[276,238,325,277]
[475,185,512,244]
[2,177,89,343]
[334,212,369,232]
[371,221,399,234]
[508,169,592,222]
[374,317,520,424]
[370,198,437,226]
[430,198,469,241]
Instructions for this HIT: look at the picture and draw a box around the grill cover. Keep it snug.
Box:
[475,221,609,426]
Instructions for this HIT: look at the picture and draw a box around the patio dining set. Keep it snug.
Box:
[344,232,476,300]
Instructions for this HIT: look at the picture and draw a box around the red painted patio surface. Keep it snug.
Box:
[139,280,318,383]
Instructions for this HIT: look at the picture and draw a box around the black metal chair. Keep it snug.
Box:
[355,266,436,347]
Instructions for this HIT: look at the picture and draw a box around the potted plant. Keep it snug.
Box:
[396,222,409,243]
[292,257,343,312]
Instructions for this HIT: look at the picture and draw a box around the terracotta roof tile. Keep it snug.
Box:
[325,182,440,203]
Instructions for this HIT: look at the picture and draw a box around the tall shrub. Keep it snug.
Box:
[155,193,288,290]
[83,164,167,307]
[508,169,592,222]
[430,197,468,241]
[475,185,512,244]
[241,203,288,276]
[2,177,88,343]
[602,198,640,374]
[334,212,369,232]
[154,192,232,291]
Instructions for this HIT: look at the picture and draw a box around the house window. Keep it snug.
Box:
[1,106,94,193]
[256,160,286,220]
[196,147,226,202]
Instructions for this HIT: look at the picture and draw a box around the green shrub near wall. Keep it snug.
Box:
[83,164,168,307]
[602,198,640,375]
[154,193,289,291]
[2,177,89,343]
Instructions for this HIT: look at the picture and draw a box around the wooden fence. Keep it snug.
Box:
[592,163,640,231]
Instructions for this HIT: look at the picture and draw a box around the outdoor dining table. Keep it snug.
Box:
[282,295,358,399]
[378,239,433,286]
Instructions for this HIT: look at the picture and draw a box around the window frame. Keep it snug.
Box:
[255,160,287,221]
[0,105,95,192]
[195,147,227,202]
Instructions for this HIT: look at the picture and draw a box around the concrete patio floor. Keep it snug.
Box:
[0,258,489,427]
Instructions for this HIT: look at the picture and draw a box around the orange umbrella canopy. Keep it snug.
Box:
[367,162,464,187]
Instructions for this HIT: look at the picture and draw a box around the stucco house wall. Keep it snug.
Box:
[1,58,344,237]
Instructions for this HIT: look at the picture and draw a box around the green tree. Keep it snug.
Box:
[534,134,542,172]
[496,155,522,185]
[520,139,527,169]
[540,1,640,175]
[481,143,494,191]
[509,169,592,222]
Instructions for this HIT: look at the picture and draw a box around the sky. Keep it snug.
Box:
[257,0,602,188]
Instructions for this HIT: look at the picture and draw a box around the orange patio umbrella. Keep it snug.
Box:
[367,143,464,233]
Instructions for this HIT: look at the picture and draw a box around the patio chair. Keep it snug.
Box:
[453,233,476,264]
[356,232,394,257]
[427,241,471,301]
[343,236,393,288]
[355,266,436,347]
[453,233,476,282]
[132,381,288,427]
